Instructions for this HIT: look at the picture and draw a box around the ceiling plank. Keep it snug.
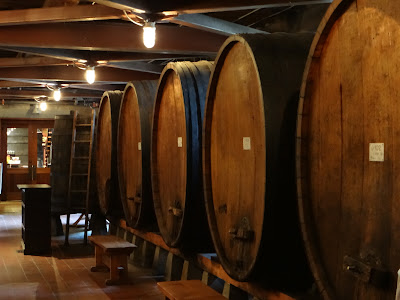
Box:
[0,57,70,67]
[0,100,87,104]
[0,49,166,74]
[0,47,208,62]
[92,0,150,13]
[68,83,126,91]
[0,65,159,83]
[165,0,333,14]
[0,81,44,88]
[106,61,164,74]
[171,14,266,35]
[0,47,85,61]
[0,5,123,26]
[0,23,225,54]
[94,0,333,14]
[0,0,45,10]
[0,78,124,91]
[0,89,102,99]
[43,0,80,7]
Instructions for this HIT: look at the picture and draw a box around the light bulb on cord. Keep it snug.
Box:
[85,66,95,84]
[53,88,61,101]
[40,101,47,111]
[143,22,156,48]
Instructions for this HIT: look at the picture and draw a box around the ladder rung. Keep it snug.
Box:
[74,140,91,143]
[76,124,92,127]
[73,157,89,159]
[70,190,87,193]
[71,173,88,176]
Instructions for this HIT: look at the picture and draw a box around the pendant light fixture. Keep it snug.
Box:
[143,22,156,48]
[123,11,164,49]
[53,88,61,101]
[46,84,66,102]
[39,101,47,111]
[85,66,96,84]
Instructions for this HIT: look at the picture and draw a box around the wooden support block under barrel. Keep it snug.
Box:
[157,280,225,300]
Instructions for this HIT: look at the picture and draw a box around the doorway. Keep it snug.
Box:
[1,119,55,200]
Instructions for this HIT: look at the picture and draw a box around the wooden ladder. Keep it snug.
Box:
[65,110,96,246]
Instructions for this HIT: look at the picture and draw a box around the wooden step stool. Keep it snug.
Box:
[157,280,226,300]
[88,235,137,285]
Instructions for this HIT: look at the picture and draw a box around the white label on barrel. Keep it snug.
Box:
[369,143,384,162]
[178,137,183,148]
[243,137,251,150]
[138,142,141,151]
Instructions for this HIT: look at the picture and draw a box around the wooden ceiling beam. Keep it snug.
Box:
[0,47,84,61]
[68,83,126,91]
[93,0,332,14]
[0,79,124,92]
[0,57,70,67]
[0,47,208,63]
[0,23,225,54]
[0,81,44,88]
[165,0,333,14]
[0,49,168,74]
[0,65,159,83]
[0,5,123,26]
[0,89,102,99]
[106,61,164,74]
[43,0,80,7]
[0,0,45,10]
[170,14,266,35]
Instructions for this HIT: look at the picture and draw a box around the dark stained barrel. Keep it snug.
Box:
[296,1,400,299]
[151,61,213,251]
[203,34,313,290]
[96,91,123,216]
[50,112,74,212]
[117,81,158,229]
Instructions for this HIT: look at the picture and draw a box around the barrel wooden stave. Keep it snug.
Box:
[96,90,123,216]
[152,61,213,251]
[118,81,158,229]
[203,33,313,289]
[297,1,400,299]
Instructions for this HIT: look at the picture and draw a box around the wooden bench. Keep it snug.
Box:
[88,235,137,285]
[157,280,226,300]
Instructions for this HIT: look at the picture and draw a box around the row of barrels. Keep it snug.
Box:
[95,34,312,294]
[95,0,400,299]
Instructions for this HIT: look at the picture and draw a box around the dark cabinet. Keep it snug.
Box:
[18,184,51,255]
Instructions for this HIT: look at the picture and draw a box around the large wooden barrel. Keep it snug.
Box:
[50,112,74,212]
[296,1,400,299]
[203,34,313,290]
[151,61,213,251]
[89,108,99,211]
[96,91,123,216]
[117,81,158,229]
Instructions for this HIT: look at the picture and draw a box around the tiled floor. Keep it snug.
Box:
[0,201,164,300]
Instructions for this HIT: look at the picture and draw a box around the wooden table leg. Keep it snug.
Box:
[105,254,129,285]
[90,245,108,272]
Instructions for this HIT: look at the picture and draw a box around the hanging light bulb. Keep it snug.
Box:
[143,22,156,48]
[40,101,47,111]
[85,66,96,84]
[53,88,61,101]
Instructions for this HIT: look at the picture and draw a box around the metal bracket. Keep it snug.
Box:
[127,197,141,203]
[128,193,142,204]
[229,217,254,241]
[168,206,183,218]
[343,255,390,287]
